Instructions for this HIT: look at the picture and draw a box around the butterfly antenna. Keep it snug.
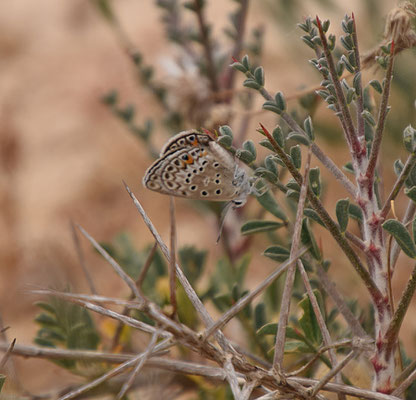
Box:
[216,201,233,243]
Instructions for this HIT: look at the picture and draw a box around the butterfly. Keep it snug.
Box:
[142,129,253,209]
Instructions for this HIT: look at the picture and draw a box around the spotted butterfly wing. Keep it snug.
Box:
[143,130,249,202]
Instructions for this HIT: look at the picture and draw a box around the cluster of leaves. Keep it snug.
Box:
[34,296,100,369]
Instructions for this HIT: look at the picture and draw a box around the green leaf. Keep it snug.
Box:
[405,187,416,203]
[256,190,287,221]
[301,219,321,260]
[230,61,246,73]
[298,294,322,345]
[35,313,58,327]
[348,203,363,222]
[34,338,56,348]
[179,246,207,286]
[303,116,314,140]
[403,125,416,153]
[309,167,321,197]
[275,92,286,111]
[284,340,311,354]
[236,254,251,286]
[287,132,310,146]
[361,110,376,126]
[286,179,300,191]
[254,167,278,183]
[241,54,250,70]
[217,135,233,148]
[259,139,275,151]
[254,303,266,330]
[272,126,285,147]
[369,79,383,94]
[241,220,285,235]
[219,125,233,138]
[254,66,265,86]
[336,198,350,233]
[343,161,355,174]
[265,155,278,175]
[290,145,302,169]
[413,215,416,245]
[304,208,325,227]
[262,101,283,115]
[382,219,416,259]
[243,78,261,90]
[0,374,5,392]
[243,140,257,158]
[286,189,299,201]
[236,149,255,164]
[263,246,290,262]
[257,322,277,336]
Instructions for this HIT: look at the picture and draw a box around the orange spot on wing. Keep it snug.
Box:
[191,139,199,146]
[185,155,194,164]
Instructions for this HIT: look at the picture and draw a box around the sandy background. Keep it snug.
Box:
[0,0,414,396]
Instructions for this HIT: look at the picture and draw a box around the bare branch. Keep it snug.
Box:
[273,147,312,369]
[309,350,357,397]
[58,338,172,400]
[116,331,160,400]
[297,260,345,399]
[70,220,97,295]
[77,224,141,299]
[169,197,178,318]
[315,262,369,339]
[393,361,416,397]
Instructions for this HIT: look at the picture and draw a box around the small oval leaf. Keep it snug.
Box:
[336,198,350,233]
[241,220,285,235]
[256,190,287,221]
[382,219,416,259]
[263,245,290,262]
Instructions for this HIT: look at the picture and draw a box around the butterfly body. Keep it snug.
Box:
[143,130,252,206]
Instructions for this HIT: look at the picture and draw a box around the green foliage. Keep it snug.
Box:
[34,296,100,369]
[382,220,416,259]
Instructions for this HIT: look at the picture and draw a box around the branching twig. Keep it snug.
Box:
[309,350,357,397]
[273,147,312,370]
[169,197,178,318]
[77,224,141,299]
[70,220,97,295]
[115,331,160,400]
[297,260,345,400]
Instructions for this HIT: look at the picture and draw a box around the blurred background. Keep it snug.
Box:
[0,0,415,395]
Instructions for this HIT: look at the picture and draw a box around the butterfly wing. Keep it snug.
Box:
[159,130,212,156]
[143,141,242,201]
